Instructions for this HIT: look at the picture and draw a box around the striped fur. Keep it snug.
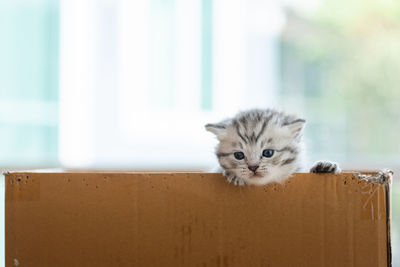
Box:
[205,109,307,186]
[206,109,341,186]
[310,161,341,173]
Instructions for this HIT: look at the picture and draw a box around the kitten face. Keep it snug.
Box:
[206,109,305,186]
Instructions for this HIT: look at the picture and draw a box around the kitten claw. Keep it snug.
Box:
[224,171,245,186]
[232,176,245,186]
[310,161,341,173]
[226,174,234,183]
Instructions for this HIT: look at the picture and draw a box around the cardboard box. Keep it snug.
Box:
[5,171,392,267]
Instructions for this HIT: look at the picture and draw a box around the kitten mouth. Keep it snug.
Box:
[250,172,263,178]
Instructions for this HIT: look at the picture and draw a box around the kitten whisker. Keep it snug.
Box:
[206,108,310,186]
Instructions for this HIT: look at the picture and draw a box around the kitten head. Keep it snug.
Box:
[205,109,305,186]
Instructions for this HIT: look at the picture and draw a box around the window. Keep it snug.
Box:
[0,0,59,167]
[59,0,282,169]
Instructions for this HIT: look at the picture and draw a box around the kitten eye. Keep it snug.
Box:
[234,152,245,160]
[262,149,274,158]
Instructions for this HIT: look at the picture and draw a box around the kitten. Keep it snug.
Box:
[205,109,340,186]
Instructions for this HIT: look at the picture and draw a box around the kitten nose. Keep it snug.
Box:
[248,165,259,172]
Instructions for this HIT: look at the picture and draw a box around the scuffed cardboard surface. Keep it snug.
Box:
[355,169,393,184]
[5,172,390,267]
[354,169,393,267]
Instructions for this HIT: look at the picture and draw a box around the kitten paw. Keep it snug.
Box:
[224,171,245,186]
[310,161,341,173]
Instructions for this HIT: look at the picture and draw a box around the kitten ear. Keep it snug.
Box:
[285,119,306,137]
[205,120,229,138]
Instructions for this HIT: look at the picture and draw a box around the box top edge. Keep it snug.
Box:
[4,169,392,183]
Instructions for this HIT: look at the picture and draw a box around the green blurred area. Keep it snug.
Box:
[280,0,400,162]
[280,4,400,261]
[0,0,59,166]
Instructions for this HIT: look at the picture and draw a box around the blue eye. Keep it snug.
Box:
[262,149,274,158]
[234,152,245,160]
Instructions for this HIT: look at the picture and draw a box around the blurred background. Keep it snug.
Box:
[0,0,399,265]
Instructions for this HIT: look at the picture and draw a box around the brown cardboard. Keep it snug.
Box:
[5,171,391,267]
